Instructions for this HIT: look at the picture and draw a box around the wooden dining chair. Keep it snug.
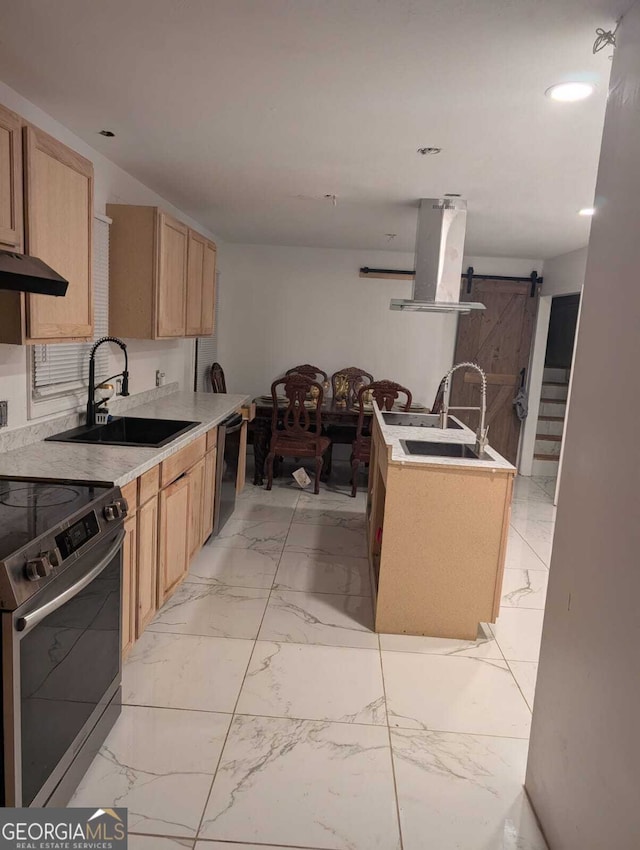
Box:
[266,373,332,495]
[350,379,412,497]
[210,362,227,393]
[285,364,328,383]
[330,366,374,407]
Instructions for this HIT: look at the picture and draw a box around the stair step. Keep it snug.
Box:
[539,415,565,422]
[534,453,561,461]
[536,433,562,441]
[540,397,565,403]
[543,367,570,382]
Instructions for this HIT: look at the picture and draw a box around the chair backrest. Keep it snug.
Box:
[354,379,413,440]
[331,367,374,407]
[285,364,328,383]
[271,374,324,436]
[210,362,227,393]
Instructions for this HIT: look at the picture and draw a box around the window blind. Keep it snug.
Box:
[195,270,220,392]
[32,217,109,398]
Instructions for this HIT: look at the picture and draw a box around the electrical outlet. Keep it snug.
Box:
[156,370,165,387]
[0,401,7,428]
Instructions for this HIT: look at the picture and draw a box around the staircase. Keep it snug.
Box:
[532,367,569,477]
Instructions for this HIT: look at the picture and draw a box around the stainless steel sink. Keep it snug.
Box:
[400,439,485,459]
[381,412,463,429]
[46,417,200,448]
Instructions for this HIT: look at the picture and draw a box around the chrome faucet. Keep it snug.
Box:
[86,336,129,427]
[439,361,489,454]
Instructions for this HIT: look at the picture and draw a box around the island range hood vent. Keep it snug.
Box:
[390,198,485,314]
[0,250,69,297]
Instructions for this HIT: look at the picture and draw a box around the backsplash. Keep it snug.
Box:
[0,382,179,454]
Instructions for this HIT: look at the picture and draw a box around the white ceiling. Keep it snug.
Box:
[0,0,626,258]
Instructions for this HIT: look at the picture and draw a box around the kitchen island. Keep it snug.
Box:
[368,404,515,640]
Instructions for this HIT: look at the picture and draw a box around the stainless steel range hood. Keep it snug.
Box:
[0,250,68,296]
[390,198,485,313]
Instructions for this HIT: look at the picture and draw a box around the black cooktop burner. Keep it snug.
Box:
[0,479,113,562]
[0,485,81,509]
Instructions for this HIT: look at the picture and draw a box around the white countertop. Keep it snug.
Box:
[0,391,250,487]
[373,403,515,472]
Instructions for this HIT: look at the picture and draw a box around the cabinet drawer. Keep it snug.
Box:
[121,479,138,513]
[206,426,217,452]
[160,435,206,487]
[139,464,160,505]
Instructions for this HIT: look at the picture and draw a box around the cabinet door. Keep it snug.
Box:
[158,475,190,603]
[23,125,93,342]
[187,457,206,560]
[0,104,23,249]
[136,495,158,636]
[201,240,217,336]
[185,230,205,337]
[156,212,188,338]
[122,515,137,660]
[202,447,217,544]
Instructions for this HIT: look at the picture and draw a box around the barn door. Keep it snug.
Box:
[450,278,539,465]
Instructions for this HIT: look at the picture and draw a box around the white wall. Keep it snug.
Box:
[526,3,640,847]
[541,246,587,297]
[217,243,542,405]
[0,79,217,431]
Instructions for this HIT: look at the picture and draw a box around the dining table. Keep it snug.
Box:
[250,394,427,486]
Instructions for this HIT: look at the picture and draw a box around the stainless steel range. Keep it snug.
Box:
[0,478,128,807]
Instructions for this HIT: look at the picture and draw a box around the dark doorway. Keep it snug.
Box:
[545,294,580,369]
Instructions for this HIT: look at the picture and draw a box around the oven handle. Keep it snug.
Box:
[15,528,126,636]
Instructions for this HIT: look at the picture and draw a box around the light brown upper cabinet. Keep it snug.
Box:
[108,204,215,340]
[0,103,23,250]
[24,126,94,342]
[186,230,216,337]
[0,109,94,345]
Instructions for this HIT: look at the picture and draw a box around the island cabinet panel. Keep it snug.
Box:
[158,474,190,604]
[136,494,158,636]
[23,125,93,342]
[122,515,137,660]
[0,103,23,249]
[156,212,188,337]
[373,463,512,640]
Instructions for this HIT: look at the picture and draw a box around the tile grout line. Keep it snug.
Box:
[505,659,535,714]
[377,632,405,850]
[191,480,302,843]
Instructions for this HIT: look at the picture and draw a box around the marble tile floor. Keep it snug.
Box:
[71,464,556,850]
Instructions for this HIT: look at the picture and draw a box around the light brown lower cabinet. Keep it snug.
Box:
[187,457,206,559]
[119,421,232,657]
[136,494,158,636]
[158,474,191,605]
[202,447,217,543]
[121,515,137,660]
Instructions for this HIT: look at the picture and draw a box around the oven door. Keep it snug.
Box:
[2,524,124,807]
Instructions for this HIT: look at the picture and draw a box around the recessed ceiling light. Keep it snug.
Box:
[99,129,115,137]
[546,82,594,102]
[579,207,595,216]
[417,147,442,155]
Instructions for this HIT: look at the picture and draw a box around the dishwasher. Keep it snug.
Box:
[212,412,244,535]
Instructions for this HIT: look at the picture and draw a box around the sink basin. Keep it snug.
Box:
[381,412,463,429]
[401,439,485,460]
[47,417,201,448]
